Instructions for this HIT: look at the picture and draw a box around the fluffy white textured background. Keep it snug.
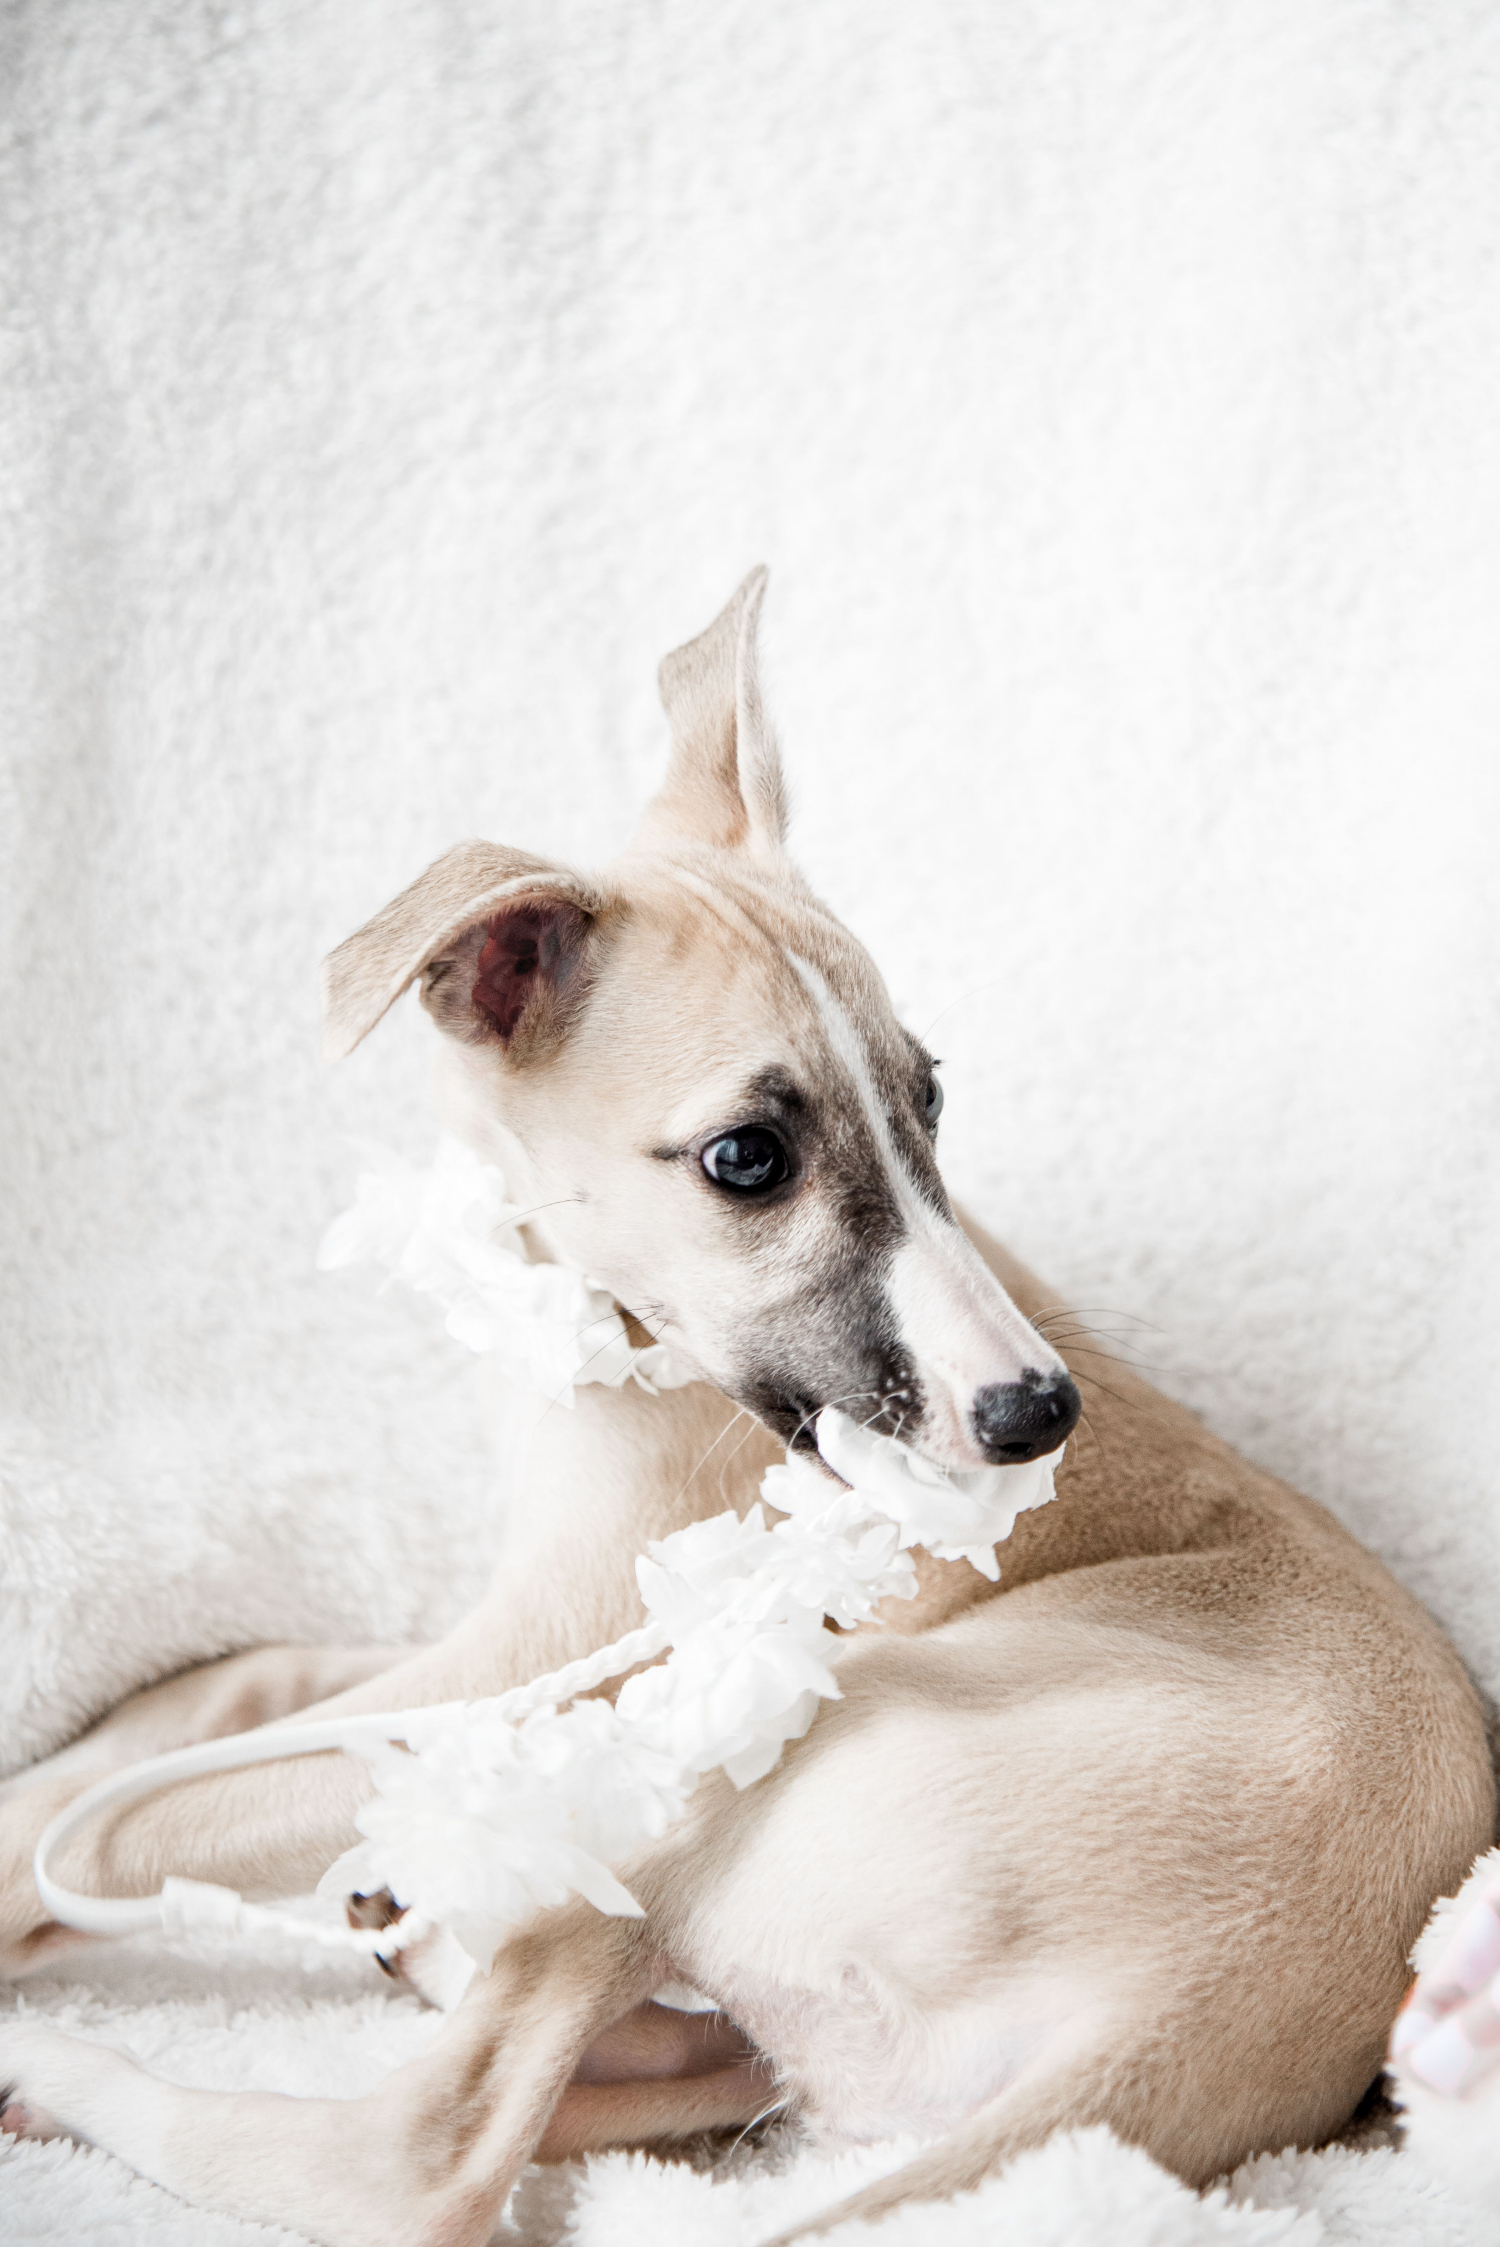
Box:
[3,0,1499,2239]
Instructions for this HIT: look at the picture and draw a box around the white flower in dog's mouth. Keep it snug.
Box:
[765,1406,1062,1580]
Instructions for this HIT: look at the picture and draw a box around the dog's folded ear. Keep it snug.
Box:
[321,841,605,1062]
[636,565,788,861]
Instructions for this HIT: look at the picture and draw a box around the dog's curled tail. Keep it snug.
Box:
[763,2047,1124,2245]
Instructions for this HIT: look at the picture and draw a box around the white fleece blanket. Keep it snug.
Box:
[3,1,1499,2239]
[1,1918,1495,2247]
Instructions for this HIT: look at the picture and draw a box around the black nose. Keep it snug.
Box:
[972,1370,1081,1464]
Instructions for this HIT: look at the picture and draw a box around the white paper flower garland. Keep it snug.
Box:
[33,1139,1062,1983]
[316,1135,694,1402]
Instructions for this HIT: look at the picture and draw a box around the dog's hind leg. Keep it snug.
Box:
[0,1904,684,2247]
[0,1644,415,1805]
[762,2040,1127,2245]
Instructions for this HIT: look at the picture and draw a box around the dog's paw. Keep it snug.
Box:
[389,1924,477,2012]
[0,2087,63,2142]
[0,2022,77,2147]
[345,1890,476,2010]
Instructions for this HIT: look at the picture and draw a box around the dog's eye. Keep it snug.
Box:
[702,1128,790,1194]
[924,1074,944,1131]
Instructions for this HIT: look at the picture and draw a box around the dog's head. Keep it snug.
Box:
[324,570,1078,1470]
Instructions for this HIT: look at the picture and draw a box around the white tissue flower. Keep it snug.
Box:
[768,1502,918,1626]
[322,1697,692,1973]
[634,1505,786,1637]
[758,1453,919,1624]
[617,1604,840,1788]
[318,1136,694,1402]
[318,1134,519,1289]
[809,1406,1061,1577]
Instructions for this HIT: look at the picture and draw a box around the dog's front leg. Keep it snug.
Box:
[1,1906,658,2247]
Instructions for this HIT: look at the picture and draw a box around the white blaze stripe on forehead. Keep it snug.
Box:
[786,952,918,1192]
[786,954,1061,1456]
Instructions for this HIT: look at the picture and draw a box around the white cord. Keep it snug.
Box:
[484,1620,669,1724]
[33,1622,672,1951]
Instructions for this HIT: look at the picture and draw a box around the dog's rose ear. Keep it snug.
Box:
[321,841,604,1061]
[636,565,788,860]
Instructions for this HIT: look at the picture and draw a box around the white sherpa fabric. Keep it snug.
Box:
[2,1920,1493,2247]
[3,0,1499,2239]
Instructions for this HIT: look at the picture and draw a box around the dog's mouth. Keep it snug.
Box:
[753,1380,1073,1490]
[749,1384,917,1457]
[746,1389,821,1453]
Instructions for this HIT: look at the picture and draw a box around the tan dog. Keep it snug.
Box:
[0,572,1493,2247]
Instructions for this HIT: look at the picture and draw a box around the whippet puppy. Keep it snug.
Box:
[0,573,1492,2246]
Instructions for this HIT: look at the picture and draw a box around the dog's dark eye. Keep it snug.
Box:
[924,1074,944,1130]
[702,1128,790,1194]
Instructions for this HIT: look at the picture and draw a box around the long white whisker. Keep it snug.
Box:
[673,1408,754,1510]
[789,1389,881,1453]
[724,2089,792,2155]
